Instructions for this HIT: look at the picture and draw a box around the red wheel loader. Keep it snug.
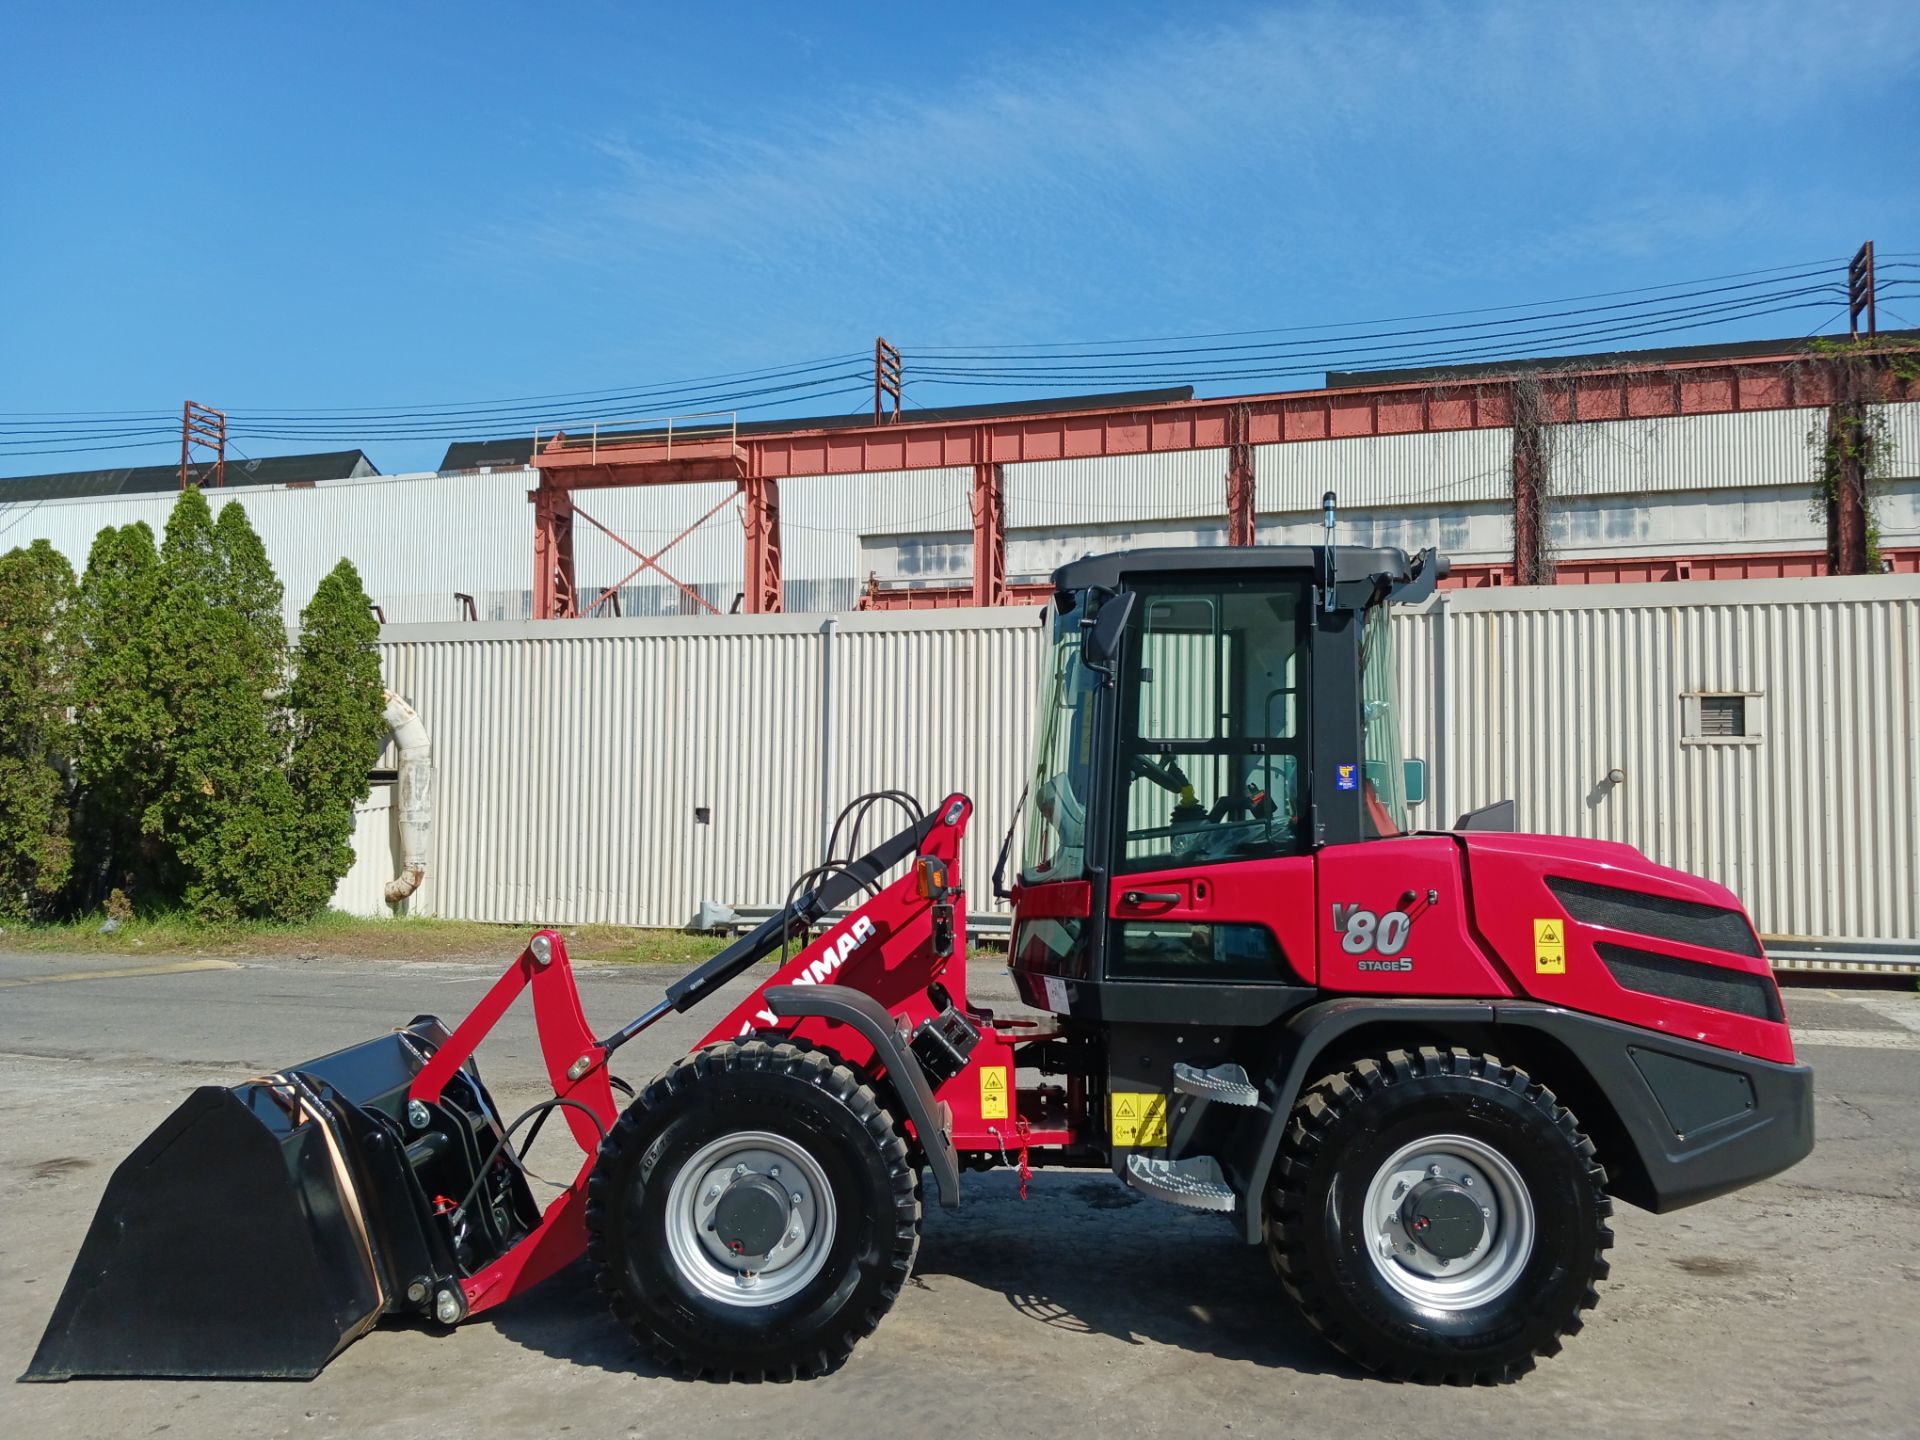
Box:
[26,542,1813,1386]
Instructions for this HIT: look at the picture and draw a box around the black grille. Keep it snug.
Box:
[1597,942,1783,1023]
[1546,876,1762,958]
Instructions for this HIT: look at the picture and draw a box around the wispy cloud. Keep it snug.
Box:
[473,1,1919,352]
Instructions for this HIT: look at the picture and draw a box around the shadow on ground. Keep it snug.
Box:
[488,1169,1346,1380]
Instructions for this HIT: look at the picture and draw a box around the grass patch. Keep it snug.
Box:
[0,909,732,965]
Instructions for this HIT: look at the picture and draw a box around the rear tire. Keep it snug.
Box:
[1264,1046,1611,1383]
[585,1040,920,1380]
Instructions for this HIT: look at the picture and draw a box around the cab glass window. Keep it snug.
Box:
[1115,579,1311,872]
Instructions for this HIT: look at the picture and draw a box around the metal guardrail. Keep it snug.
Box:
[586,411,738,466]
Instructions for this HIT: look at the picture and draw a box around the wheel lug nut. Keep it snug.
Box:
[1429,1164,1443,1178]
[733,1164,746,1177]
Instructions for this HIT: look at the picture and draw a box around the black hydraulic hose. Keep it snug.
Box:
[513,1074,634,1165]
[656,809,936,1018]
[448,1097,610,1225]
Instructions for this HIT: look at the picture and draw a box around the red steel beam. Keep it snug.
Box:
[856,546,1920,608]
[970,460,1007,607]
[529,347,1918,617]
[1225,404,1256,546]
[741,471,783,614]
[538,349,1875,489]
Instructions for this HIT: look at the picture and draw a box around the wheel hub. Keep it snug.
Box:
[1400,1179,1485,1261]
[712,1175,790,1261]
[1361,1133,1536,1312]
[664,1132,836,1308]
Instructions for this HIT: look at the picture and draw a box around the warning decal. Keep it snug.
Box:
[1534,918,1567,974]
[979,1066,1009,1120]
[1109,1091,1169,1148]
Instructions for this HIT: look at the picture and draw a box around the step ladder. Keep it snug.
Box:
[1123,1154,1236,1212]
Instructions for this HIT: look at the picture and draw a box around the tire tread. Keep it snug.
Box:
[584,1039,921,1381]
[1265,1045,1612,1384]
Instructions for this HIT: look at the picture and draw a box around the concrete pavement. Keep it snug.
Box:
[2,948,1915,1440]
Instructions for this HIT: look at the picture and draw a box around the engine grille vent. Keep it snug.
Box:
[1545,876,1763,958]
[1596,942,1783,1023]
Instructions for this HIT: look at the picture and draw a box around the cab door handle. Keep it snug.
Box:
[1122,890,1181,906]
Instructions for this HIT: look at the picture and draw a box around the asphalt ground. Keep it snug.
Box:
[2,947,1916,1440]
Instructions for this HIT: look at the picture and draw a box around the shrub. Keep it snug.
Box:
[0,540,79,917]
[148,489,304,920]
[71,523,168,903]
[285,560,387,917]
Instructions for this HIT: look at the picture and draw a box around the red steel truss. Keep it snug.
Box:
[529,347,1917,618]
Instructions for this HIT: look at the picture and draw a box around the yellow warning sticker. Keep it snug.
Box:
[1534,918,1567,975]
[979,1066,1009,1120]
[1110,1091,1169,1148]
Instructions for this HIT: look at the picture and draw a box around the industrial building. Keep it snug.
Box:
[5,331,1917,970]
[4,334,1917,627]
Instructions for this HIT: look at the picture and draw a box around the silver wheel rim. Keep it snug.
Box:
[1361,1133,1535,1311]
[662,1130,837,1308]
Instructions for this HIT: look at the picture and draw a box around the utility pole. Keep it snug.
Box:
[873,338,902,424]
[180,401,226,489]
[1829,240,1877,573]
[1848,241,1876,337]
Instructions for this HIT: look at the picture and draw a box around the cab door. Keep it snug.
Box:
[1103,576,1320,986]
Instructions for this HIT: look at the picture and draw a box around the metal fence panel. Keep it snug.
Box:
[370,577,1919,957]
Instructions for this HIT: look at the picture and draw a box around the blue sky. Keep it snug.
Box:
[2,0,1916,478]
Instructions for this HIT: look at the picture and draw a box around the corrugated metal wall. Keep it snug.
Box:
[333,784,399,917]
[1410,575,1920,949]
[365,576,1918,956]
[373,609,1045,930]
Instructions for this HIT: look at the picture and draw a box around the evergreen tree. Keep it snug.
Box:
[285,560,386,917]
[149,488,303,919]
[215,500,287,696]
[71,523,169,903]
[0,541,79,917]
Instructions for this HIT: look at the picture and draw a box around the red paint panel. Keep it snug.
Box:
[1106,857,1318,984]
[1315,839,1515,996]
[1011,880,1091,919]
[1329,394,1378,438]
[1459,833,1793,1065]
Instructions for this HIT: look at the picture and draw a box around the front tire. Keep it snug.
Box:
[1264,1046,1611,1383]
[585,1040,920,1380]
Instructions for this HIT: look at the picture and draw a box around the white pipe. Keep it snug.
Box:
[382,689,433,905]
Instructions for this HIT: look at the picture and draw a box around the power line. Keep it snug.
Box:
[905,290,1853,387]
[899,256,1853,351]
[5,254,1913,468]
[908,266,1844,363]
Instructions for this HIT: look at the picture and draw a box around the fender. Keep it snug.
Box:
[763,984,962,1208]
[1229,997,1814,1243]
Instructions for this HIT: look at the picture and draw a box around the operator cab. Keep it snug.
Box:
[1009,542,1445,1020]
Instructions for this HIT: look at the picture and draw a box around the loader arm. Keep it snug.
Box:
[406,793,975,1320]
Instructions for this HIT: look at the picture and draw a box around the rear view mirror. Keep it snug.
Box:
[1402,758,1428,807]
[1083,590,1136,670]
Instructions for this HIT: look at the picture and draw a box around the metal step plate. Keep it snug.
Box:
[1124,1153,1236,1212]
[1171,1061,1261,1107]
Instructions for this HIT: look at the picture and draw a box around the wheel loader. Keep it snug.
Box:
[26,541,1813,1386]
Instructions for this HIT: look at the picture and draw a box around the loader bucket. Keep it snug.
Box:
[24,1020,537,1381]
